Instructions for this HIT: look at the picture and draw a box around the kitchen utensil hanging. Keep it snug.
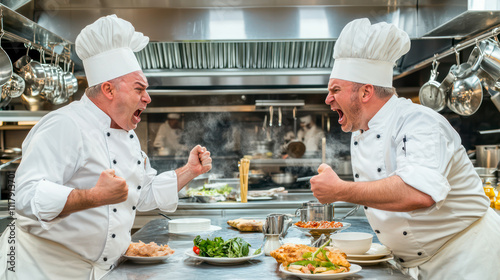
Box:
[287,107,306,158]
[0,10,13,87]
[419,59,446,111]
[19,47,46,97]
[476,38,500,112]
[14,43,32,71]
[446,47,483,116]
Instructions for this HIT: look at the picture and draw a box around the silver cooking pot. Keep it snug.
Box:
[476,145,500,168]
[295,201,334,222]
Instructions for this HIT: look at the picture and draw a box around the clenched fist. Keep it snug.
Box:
[310,163,341,204]
[187,145,212,176]
[92,169,128,206]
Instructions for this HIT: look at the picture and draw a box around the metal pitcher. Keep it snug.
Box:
[295,201,334,222]
[263,213,292,236]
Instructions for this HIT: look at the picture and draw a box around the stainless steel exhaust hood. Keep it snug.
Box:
[22,0,500,88]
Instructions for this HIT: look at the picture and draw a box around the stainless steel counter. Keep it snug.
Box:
[104,217,413,280]
[133,193,365,229]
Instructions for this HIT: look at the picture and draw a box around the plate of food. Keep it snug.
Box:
[187,183,234,203]
[280,263,362,279]
[186,235,263,265]
[270,242,361,279]
[293,221,351,236]
[227,218,264,232]
[124,241,175,263]
[185,248,263,265]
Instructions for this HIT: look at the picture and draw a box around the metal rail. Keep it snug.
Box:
[394,25,500,80]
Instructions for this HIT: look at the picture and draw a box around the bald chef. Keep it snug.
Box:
[310,18,500,280]
[0,15,212,280]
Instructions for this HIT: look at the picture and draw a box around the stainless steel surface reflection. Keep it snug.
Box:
[103,218,412,280]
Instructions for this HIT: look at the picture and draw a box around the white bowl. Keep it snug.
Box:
[168,218,211,233]
[330,232,373,255]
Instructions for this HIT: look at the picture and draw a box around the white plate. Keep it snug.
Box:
[279,263,362,279]
[169,225,221,235]
[347,255,394,265]
[293,223,351,236]
[123,254,173,264]
[185,248,263,265]
[247,196,274,200]
[345,243,391,260]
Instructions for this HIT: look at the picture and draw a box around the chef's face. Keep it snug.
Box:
[325,79,362,133]
[108,71,151,131]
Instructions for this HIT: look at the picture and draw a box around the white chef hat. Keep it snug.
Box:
[330,18,410,88]
[167,113,181,120]
[299,115,312,124]
[75,15,149,87]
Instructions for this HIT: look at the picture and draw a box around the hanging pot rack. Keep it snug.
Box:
[394,25,500,80]
[0,4,73,61]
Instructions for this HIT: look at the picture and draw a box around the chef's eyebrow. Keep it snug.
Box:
[134,82,148,88]
[329,85,340,91]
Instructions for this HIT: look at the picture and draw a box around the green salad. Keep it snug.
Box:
[192,235,260,258]
[187,183,232,196]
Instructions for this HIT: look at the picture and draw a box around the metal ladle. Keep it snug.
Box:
[0,10,13,87]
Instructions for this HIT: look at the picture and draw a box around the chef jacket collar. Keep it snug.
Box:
[81,94,112,130]
[353,95,398,138]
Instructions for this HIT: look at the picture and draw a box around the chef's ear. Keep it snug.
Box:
[361,84,375,103]
[101,81,115,100]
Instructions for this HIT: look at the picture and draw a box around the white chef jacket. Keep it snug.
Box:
[351,95,492,267]
[12,94,179,274]
[298,125,325,153]
[153,121,186,156]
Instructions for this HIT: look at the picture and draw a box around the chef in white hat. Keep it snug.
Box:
[297,115,325,155]
[0,15,212,279]
[310,18,500,279]
[153,113,188,156]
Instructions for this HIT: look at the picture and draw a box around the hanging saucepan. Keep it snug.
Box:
[476,38,500,112]
[2,73,25,99]
[0,29,13,87]
[19,48,46,96]
[14,43,32,71]
[476,68,500,112]
[419,60,446,111]
[446,48,483,116]
[287,107,306,158]
[63,61,78,96]
[478,38,500,84]
[0,86,11,108]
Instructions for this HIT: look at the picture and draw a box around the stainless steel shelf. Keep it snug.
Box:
[0,110,48,122]
[1,4,73,59]
[250,158,322,167]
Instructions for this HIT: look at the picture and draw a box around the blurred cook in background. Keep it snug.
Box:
[153,113,188,156]
[297,115,325,155]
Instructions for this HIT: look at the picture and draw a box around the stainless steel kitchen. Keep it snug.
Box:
[0,1,500,280]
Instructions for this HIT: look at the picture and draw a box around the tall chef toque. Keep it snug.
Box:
[75,15,149,87]
[330,18,411,88]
